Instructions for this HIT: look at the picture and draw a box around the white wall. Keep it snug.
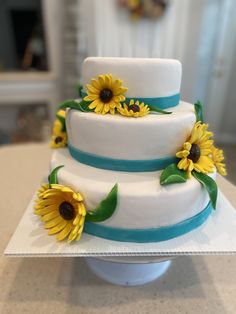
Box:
[220,35,236,142]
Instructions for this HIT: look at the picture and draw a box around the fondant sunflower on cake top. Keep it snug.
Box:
[118,99,150,117]
[82,73,171,116]
[59,71,172,117]
[84,74,128,115]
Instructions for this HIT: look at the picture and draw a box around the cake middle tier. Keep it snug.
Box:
[66,101,196,171]
[51,148,214,230]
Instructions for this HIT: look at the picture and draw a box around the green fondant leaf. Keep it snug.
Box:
[78,100,93,112]
[192,171,218,209]
[59,99,92,113]
[194,100,204,122]
[59,99,80,110]
[160,163,187,185]
[75,81,83,97]
[148,105,172,115]
[48,165,64,185]
[86,184,118,222]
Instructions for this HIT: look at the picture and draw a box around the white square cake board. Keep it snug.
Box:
[4,190,236,257]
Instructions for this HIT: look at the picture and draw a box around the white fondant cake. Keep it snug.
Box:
[41,57,224,244]
[51,149,215,229]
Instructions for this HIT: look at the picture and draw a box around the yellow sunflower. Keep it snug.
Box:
[50,129,67,148]
[50,117,67,148]
[34,184,86,243]
[176,121,215,177]
[117,99,150,118]
[211,145,227,176]
[50,109,67,148]
[84,74,128,115]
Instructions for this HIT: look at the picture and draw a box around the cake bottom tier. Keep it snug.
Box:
[51,149,215,242]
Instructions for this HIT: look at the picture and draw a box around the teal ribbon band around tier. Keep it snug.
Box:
[84,202,212,243]
[80,91,180,110]
[68,143,178,172]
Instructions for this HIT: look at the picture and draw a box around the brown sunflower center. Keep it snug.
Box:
[100,88,113,103]
[188,144,201,163]
[59,201,75,220]
[128,104,140,112]
[55,136,63,144]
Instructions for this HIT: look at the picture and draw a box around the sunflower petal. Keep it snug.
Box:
[104,74,111,88]
[88,99,100,110]
[193,163,204,173]
[114,86,128,95]
[110,108,115,115]
[188,160,194,172]
[178,158,189,170]
[44,216,63,229]
[78,202,87,216]
[60,186,73,193]
[42,191,62,199]
[94,102,104,113]
[196,156,214,173]
[73,193,83,202]
[98,75,106,87]
[199,140,213,149]
[176,150,190,158]
[35,207,57,216]
[84,94,99,101]
[48,220,67,235]
[36,204,57,212]
[104,104,110,113]
[200,148,212,156]
[35,199,56,206]
[86,84,100,94]
[67,231,77,243]
[41,210,59,222]
[91,79,101,90]
[56,222,72,241]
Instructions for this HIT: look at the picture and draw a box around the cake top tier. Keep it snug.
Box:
[82,57,182,98]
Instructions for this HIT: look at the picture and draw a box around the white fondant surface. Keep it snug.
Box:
[51,149,216,229]
[82,57,182,98]
[66,101,196,160]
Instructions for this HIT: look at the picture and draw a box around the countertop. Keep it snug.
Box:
[0,143,236,314]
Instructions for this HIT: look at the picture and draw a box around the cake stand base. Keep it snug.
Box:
[86,257,172,286]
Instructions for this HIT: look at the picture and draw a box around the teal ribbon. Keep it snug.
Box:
[84,202,212,243]
[68,143,178,172]
[81,91,180,109]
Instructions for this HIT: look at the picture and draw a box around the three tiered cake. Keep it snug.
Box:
[34,57,226,244]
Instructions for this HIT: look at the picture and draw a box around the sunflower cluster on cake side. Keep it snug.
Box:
[160,102,227,209]
[59,73,171,118]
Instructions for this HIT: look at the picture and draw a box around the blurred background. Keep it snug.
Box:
[0,0,235,182]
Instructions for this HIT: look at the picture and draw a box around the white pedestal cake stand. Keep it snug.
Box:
[4,190,236,286]
[86,257,172,286]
